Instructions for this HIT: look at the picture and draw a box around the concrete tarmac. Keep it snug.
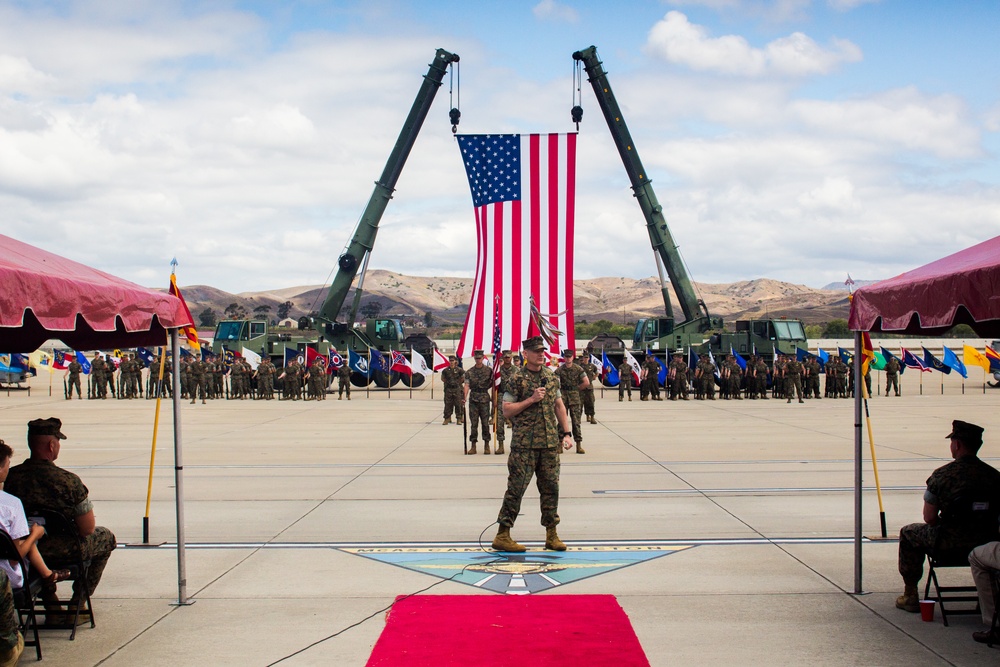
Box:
[0,378,997,666]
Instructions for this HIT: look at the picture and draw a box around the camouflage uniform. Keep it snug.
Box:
[5,458,117,600]
[257,359,275,399]
[90,355,107,399]
[805,357,822,399]
[188,359,207,404]
[554,358,587,451]
[784,359,804,403]
[753,357,769,399]
[67,360,83,399]
[696,357,716,400]
[336,364,352,399]
[0,571,21,665]
[824,358,838,398]
[898,455,1000,586]
[616,361,633,401]
[885,357,901,396]
[497,364,563,529]
[284,361,303,400]
[640,357,661,401]
[308,360,327,400]
[579,358,599,420]
[497,357,519,448]
[465,361,494,452]
[441,363,465,424]
[668,356,688,400]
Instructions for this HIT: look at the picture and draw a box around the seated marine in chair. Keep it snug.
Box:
[3,418,117,622]
[969,538,1000,644]
[896,420,1000,613]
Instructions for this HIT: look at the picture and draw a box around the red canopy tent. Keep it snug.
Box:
[847,234,1000,594]
[0,234,191,351]
[0,233,194,604]
[849,234,1000,337]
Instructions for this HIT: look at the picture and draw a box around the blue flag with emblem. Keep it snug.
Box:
[688,347,699,372]
[922,347,951,374]
[601,351,619,386]
[369,348,389,374]
[348,348,369,377]
[796,347,810,363]
[284,347,298,368]
[837,347,852,364]
[941,346,966,378]
[652,354,668,385]
[75,351,92,374]
[136,347,156,367]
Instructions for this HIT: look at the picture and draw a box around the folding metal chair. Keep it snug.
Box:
[0,528,43,660]
[25,509,94,640]
[989,569,1000,648]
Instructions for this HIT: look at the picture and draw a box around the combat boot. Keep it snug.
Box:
[492,526,525,552]
[494,442,505,455]
[467,443,477,455]
[483,443,491,455]
[619,396,623,402]
[545,526,566,551]
[443,417,451,425]
[628,395,632,401]
[895,584,919,612]
[576,443,585,454]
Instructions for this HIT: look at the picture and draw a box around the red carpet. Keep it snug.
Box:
[366,594,650,666]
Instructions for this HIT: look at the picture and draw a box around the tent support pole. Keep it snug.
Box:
[171,330,193,607]
[854,330,863,594]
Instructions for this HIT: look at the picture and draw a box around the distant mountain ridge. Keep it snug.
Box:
[821,279,880,291]
[172,270,853,328]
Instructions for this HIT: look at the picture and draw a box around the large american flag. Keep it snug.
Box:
[455,133,576,356]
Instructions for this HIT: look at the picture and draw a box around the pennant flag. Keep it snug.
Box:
[964,345,991,372]
[348,348,369,377]
[168,273,200,354]
[922,347,951,374]
[390,350,413,376]
[411,349,433,378]
[601,351,619,385]
[433,348,450,372]
[730,347,747,372]
[622,349,642,385]
[241,347,262,370]
[985,346,1000,372]
[860,332,876,375]
[369,348,389,374]
[941,346,966,378]
[76,351,92,374]
[52,350,72,370]
[901,347,928,372]
[136,347,156,367]
[329,350,345,371]
[455,133,577,357]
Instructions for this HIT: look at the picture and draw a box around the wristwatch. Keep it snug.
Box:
[560,430,572,438]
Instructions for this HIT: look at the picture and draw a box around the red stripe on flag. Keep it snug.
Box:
[511,199,522,349]
[565,134,576,350]
[547,134,559,354]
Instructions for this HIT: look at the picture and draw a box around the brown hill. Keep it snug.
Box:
[174,270,850,329]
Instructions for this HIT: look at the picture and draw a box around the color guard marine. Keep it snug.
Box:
[441,355,465,425]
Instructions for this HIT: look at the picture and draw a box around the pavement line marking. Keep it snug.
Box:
[594,485,924,494]
[121,536,880,550]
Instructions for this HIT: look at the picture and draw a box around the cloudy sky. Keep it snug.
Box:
[2,0,998,294]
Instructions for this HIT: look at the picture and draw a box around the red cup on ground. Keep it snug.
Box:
[919,599,935,622]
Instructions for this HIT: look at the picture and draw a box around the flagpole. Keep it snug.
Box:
[853,331,863,594]
[136,344,168,547]
[861,375,887,538]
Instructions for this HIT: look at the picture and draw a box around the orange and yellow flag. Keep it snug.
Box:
[860,332,876,376]
[168,273,201,354]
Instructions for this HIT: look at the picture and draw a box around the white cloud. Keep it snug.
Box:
[645,11,861,77]
[532,0,579,23]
